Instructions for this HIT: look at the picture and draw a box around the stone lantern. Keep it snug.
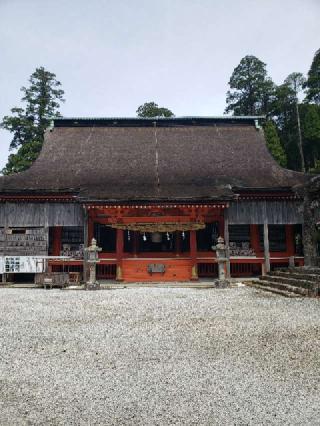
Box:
[84,238,102,290]
[216,236,227,281]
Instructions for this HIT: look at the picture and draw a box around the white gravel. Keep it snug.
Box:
[0,287,319,426]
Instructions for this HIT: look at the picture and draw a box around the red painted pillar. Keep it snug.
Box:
[88,217,94,243]
[116,229,124,281]
[286,225,295,256]
[52,226,62,256]
[250,225,261,255]
[218,215,225,238]
[190,230,198,280]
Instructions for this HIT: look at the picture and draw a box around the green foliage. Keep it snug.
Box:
[1,67,64,175]
[271,74,320,171]
[304,48,320,105]
[263,121,287,167]
[225,54,320,172]
[136,101,174,118]
[225,55,275,116]
[284,72,306,96]
[300,104,320,169]
[2,141,43,175]
[309,160,320,174]
[271,80,302,170]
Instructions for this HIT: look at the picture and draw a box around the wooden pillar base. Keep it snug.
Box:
[116,265,123,281]
[191,265,198,281]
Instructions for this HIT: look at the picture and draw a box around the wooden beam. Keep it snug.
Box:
[110,215,198,224]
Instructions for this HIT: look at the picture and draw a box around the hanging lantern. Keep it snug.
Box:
[166,232,170,241]
[127,230,131,241]
[182,231,185,240]
[143,232,147,241]
[151,232,162,243]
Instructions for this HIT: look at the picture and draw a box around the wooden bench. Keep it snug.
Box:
[37,272,69,289]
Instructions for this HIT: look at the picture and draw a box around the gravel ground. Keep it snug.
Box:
[0,287,319,426]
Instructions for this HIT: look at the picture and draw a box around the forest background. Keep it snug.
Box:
[1,49,319,175]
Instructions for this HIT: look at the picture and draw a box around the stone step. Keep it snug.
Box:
[3,283,43,289]
[101,283,219,289]
[249,282,302,298]
[270,270,320,283]
[258,279,310,296]
[290,267,320,275]
[261,274,316,290]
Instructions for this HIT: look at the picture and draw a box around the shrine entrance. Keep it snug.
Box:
[86,203,227,282]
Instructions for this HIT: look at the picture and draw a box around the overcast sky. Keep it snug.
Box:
[0,0,319,170]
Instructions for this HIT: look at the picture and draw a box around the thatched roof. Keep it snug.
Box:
[0,117,305,202]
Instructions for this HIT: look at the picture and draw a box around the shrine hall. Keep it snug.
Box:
[0,116,306,282]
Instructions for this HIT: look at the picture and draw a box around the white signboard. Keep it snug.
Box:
[4,257,45,273]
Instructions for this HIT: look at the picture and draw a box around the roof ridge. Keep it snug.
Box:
[55,115,265,121]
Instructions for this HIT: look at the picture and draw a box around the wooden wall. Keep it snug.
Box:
[0,227,48,256]
[228,200,303,224]
[0,201,302,227]
[0,203,84,227]
[121,258,192,282]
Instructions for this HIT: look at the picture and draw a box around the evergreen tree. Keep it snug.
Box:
[304,48,320,105]
[271,80,303,170]
[300,104,320,170]
[1,67,64,174]
[225,55,275,116]
[263,120,287,167]
[284,72,306,171]
[136,102,174,118]
[2,141,43,175]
